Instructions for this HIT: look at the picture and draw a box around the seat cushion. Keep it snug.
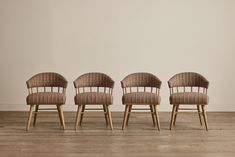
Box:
[122,92,161,105]
[75,92,113,105]
[27,92,66,105]
[170,92,209,104]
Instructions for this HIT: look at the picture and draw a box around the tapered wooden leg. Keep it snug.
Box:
[122,105,130,130]
[202,105,208,131]
[154,105,160,131]
[126,105,132,126]
[103,105,109,125]
[26,105,35,131]
[80,105,86,126]
[33,105,39,126]
[197,104,203,126]
[173,104,179,125]
[58,105,66,130]
[150,105,156,126]
[106,105,113,130]
[56,105,63,126]
[170,105,176,130]
[75,105,82,131]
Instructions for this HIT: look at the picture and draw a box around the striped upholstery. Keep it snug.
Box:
[121,73,161,88]
[170,92,209,105]
[75,92,113,105]
[122,92,160,105]
[27,92,66,104]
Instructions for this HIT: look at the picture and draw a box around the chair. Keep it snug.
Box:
[121,73,161,130]
[168,72,209,131]
[26,72,67,131]
[74,72,115,130]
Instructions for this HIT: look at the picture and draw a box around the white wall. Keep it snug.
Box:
[0,0,235,111]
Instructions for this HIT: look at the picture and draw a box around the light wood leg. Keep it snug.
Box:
[202,105,208,131]
[122,105,130,130]
[170,105,176,130]
[56,105,63,126]
[173,104,179,125]
[26,105,35,131]
[33,105,39,126]
[126,105,132,126]
[150,105,156,126]
[106,105,113,130]
[197,105,203,126]
[80,105,86,126]
[154,105,160,131]
[103,105,109,126]
[58,105,66,130]
[75,105,82,131]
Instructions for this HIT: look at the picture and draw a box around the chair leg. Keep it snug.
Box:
[153,105,160,131]
[33,105,39,126]
[197,104,203,126]
[26,105,35,131]
[150,105,156,126]
[122,105,130,130]
[103,105,109,126]
[56,105,63,126]
[106,105,113,130]
[173,104,179,125]
[58,105,66,130]
[80,105,86,126]
[126,105,132,126]
[201,105,208,131]
[170,105,176,130]
[75,105,82,131]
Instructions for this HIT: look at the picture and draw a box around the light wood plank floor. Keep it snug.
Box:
[0,111,235,157]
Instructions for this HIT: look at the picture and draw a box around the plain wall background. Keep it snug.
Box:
[0,0,235,111]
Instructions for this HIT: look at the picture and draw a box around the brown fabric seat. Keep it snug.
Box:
[27,92,66,105]
[122,92,161,105]
[170,92,208,105]
[75,92,113,105]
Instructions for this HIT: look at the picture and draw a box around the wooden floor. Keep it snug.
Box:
[0,111,235,157]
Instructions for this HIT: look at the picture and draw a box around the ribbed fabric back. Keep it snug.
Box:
[26,72,68,88]
[168,72,209,88]
[74,73,114,88]
[121,73,161,88]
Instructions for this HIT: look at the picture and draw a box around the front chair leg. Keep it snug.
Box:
[103,105,109,126]
[58,105,66,130]
[150,105,156,126]
[201,105,208,131]
[106,105,113,130]
[122,105,130,130]
[173,104,179,125]
[154,105,160,131]
[33,105,39,126]
[170,105,176,130]
[75,105,82,131]
[197,104,203,126]
[26,105,35,131]
[80,105,86,126]
[56,105,63,126]
[126,105,132,126]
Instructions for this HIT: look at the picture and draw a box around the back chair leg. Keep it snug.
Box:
[197,105,203,125]
[201,105,208,131]
[153,105,160,131]
[33,105,39,126]
[126,105,132,126]
[170,105,177,130]
[26,105,35,131]
[150,105,156,126]
[80,105,86,126]
[103,105,109,126]
[75,105,82,131]
[58,105,66,130]
[173,104,179,125]
[56,105,63,126]
[106,105,113,130]
[122,105,130,130]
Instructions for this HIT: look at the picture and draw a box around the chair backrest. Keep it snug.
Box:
[121,72,161,88]
[74,72,114,88]
[168,72,209,89]
[26,72,68,88]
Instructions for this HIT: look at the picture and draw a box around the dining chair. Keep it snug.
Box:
[74,72,115,130]
[168,72,209,130]
[121,72,161,130]
[26,72,67,131]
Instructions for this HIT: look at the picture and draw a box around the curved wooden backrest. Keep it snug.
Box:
[168,72,209,89]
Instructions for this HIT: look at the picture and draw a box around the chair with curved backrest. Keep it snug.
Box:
[121,72,161,130]
[168,72,209,131]
[74,72,115,130]
[26,72,68,131]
